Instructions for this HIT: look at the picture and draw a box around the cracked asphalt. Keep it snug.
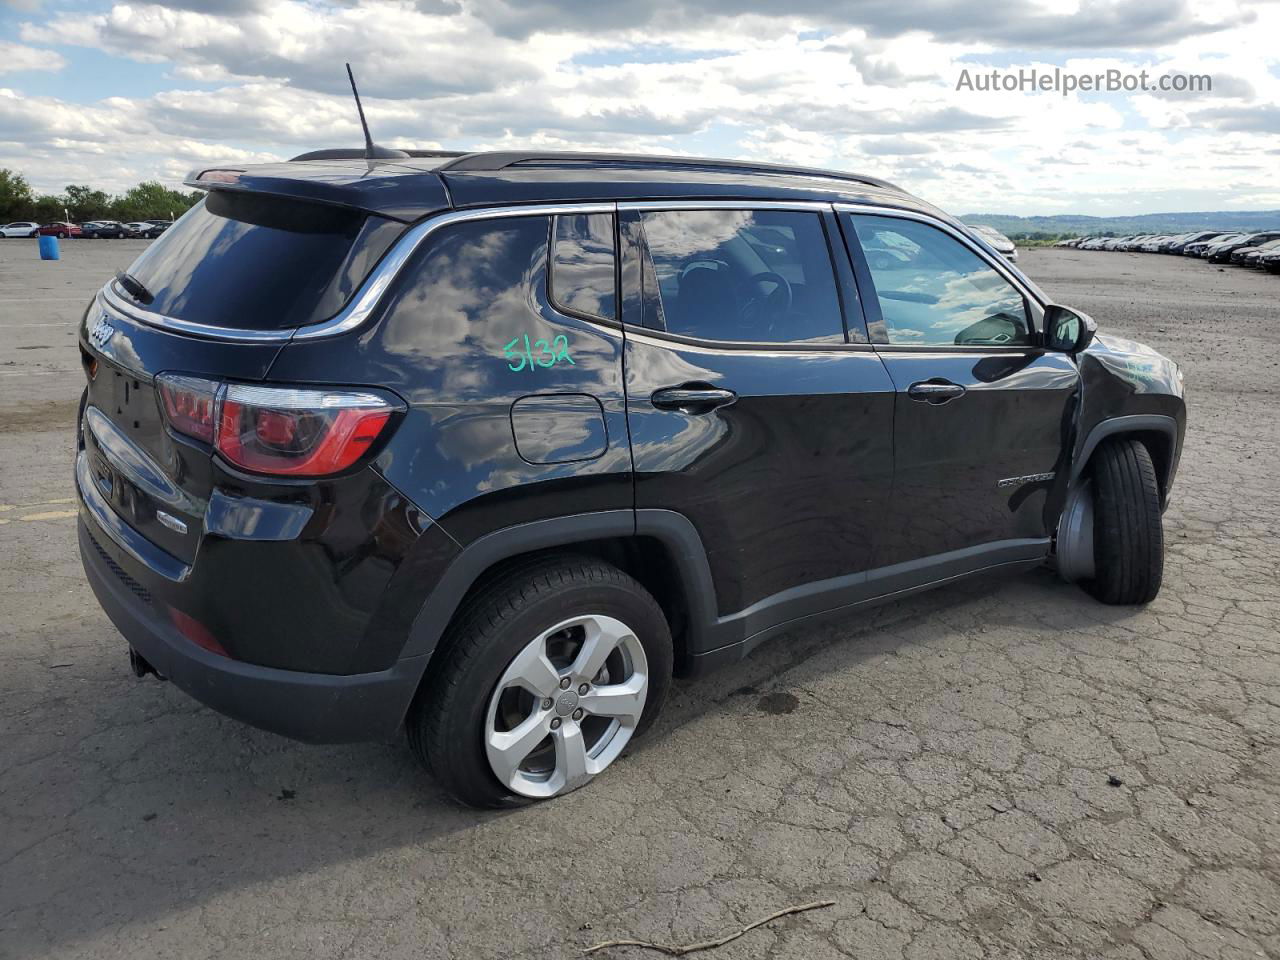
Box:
[2,240,1278,960]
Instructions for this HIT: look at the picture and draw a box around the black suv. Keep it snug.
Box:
[76,150,1186,807]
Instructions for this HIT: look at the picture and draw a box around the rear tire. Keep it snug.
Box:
[407,556,673,808]
[1084,438,1164,605]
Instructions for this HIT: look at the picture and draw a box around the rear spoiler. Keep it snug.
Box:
[184,163,452,223]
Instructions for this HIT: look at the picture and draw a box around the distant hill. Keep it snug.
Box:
[960,210,1280,240]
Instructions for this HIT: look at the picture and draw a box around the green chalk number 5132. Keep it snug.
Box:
[504,334,575,372]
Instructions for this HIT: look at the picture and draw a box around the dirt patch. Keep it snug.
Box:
[0,399,80,434]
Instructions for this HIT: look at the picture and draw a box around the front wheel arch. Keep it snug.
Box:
[1071,415,1179,507]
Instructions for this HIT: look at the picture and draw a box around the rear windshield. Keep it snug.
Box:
[121,191,402,330]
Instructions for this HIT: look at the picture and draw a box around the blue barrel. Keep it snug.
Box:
[38,235,60,261]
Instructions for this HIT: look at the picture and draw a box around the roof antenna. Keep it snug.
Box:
[346,62,408,161]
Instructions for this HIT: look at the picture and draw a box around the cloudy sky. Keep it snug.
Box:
[1,0,1277,215]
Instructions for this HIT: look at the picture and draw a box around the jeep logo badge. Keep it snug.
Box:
[89,314,115,349]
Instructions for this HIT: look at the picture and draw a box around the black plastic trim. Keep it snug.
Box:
[398,510,720,663]
[79,519,425,744]
[688,550,1049,676]
[1071,414,1180,507]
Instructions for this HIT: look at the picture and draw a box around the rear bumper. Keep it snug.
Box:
[79,516,427,744]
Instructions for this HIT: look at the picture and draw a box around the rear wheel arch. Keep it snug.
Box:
[401,510,718,675]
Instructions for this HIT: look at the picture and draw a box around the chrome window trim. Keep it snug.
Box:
[100,283,294,343]
[833,203,1047,312]
[871,343,1045,354]
[624,326,873,354]
[97,202,618,344]
[296,202,616,340]
[94,198,1039,345]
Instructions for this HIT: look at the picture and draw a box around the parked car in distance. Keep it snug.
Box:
[82,220,130,239]
[76,148,1186,807]
[144,219,173,235]
[1187,235,1239,257]
[1202,236,1243,260]
[1259,249,1280,274]
[1167,231,1225,254]
[38,221,82,239]
[1232,237,1280,266]
[1155,233,1194,253]
[1184,233,1238,256]
[966,223,1019,262]
[122,221,167,239]
[1207,231,1280,263]
[1,221,40,238]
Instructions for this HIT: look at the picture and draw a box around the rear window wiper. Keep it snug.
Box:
[115,271,155,305]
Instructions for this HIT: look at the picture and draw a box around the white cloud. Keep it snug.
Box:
[0,41,67,73]
[1,0,1277,214]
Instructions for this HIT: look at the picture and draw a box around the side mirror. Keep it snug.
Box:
[1043,304,1097,354]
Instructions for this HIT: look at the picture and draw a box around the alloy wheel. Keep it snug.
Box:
[484,614,648,799]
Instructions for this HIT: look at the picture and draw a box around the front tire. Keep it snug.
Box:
[1084,438,1164,605]
[408,556,673,808]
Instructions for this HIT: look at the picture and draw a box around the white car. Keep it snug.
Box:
[0,221,40,238]
[966,223,1019,262]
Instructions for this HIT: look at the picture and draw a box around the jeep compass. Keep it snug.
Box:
[76,150,1186,807]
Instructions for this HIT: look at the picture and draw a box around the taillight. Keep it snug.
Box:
[216,384,395,477]
[156,376,399,477]
[157,374,218,443]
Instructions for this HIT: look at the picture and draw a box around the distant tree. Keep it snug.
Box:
[64,185,113,222]
[0,169,36,220]
[110,181,201,221]
[2,170,205,224]
[33,195,67,223]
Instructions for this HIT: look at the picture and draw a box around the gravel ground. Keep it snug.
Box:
[1,239,1277,960]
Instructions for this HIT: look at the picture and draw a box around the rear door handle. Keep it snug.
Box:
[651,385,738,414]
[907,380,966,404]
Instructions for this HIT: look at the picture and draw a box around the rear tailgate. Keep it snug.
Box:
[78,186,413,570]
[79,304,283,566]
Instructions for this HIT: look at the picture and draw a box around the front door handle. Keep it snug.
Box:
[651,385,738,414]
[907,380,966,404]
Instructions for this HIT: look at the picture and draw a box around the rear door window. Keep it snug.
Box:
[121,191,402,330]
[638,209,845,345]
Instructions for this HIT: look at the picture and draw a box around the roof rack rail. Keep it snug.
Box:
[435,151,903,192]
[289,148,467,162]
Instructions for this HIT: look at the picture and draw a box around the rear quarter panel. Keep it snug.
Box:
[267,213,633,547]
